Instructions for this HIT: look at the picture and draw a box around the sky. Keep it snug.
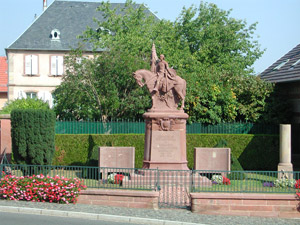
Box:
[1,0,300,74]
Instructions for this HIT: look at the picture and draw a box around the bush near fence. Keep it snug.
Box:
[53,134,279,170]
[11,109,56,168]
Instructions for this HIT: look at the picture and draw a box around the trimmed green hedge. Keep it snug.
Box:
[53,134,279,171]
[11,109,56,166]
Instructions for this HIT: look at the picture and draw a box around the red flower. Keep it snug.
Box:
[222,176,231,185]
[295,179,300,189]
[0,174,86,204]
[114,174,124,184]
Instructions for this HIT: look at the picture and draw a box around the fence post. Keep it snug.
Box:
[156,167,160,191]
[190,168,194,192]
[0,164,3,178]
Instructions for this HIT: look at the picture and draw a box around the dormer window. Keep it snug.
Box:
[273,59,289,70]
[289,59,300,70]
[50,29,60,40]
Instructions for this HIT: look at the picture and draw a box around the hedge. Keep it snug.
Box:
[53,134,279,171]
[11,109,56,167]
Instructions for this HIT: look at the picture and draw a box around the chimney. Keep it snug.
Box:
[43,0,47,11]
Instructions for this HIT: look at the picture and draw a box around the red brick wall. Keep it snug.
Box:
[78,189,159,209]
[191,193,300,218]
[0,115,11,162]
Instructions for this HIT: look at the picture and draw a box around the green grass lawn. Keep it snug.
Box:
[193,179,296,193]
[193,172,298,193]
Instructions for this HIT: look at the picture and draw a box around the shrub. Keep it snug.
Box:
[0,98,50,114]
[213,138,246,180]
[86,146,99,167]
[81,167,99,180]
[11,109,56,172]
[53,134,279,171]
[53,134,145,167]
[187,134,279,170]
[0,173,86,204]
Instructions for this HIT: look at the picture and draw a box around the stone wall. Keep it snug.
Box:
[191,193,300,218]
[78,189,159,209]
[0,114,11,162]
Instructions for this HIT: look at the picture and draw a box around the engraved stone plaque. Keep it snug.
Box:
[194,148,231,171]
[151,131,181,162]
[98,147,135,168]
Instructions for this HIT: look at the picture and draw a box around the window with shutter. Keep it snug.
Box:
[31,55,38,75]
[51,56,57,75]
[25,55,31,74]
[51,56,64,76]
[25,55,38,75]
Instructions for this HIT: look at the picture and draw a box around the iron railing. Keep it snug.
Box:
[55,120,279,135]
[1,164,299,194]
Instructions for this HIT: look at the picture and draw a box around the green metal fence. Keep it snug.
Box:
[55,120,279,135]
[192,170,300,193]
[1,164,299,209]
[1,164,298,194]
[55,120,145,134]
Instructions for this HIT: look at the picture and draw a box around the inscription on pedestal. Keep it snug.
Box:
[151,131,181,162]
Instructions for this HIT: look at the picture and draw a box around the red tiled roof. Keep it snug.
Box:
[0,57,8,92]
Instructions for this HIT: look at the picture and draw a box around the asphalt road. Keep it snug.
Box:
[0,211,146,225]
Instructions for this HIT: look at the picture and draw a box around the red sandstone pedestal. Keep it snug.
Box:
[142,111,189,170]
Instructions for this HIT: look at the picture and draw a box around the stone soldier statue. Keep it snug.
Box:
[153,54,177,93]
[134,43,186,110]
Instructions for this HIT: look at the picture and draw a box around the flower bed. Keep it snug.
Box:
[107,173,124,185]
[0,173,87,204]
[264,178,300,189]
[211,175,231,185]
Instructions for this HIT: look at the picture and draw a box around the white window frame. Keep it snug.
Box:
[26,92,37,99]
[51,55,64,76]
[25,54,38,75]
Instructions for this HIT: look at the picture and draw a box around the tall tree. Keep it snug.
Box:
[54,0,274,123]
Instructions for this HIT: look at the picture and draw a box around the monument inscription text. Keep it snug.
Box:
[151,131,181,161]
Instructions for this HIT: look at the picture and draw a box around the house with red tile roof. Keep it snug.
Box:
[0,57,8,109]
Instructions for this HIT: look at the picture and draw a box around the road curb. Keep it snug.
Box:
[0,206,203,225]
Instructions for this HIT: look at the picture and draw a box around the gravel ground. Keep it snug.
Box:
[0,199,299,225]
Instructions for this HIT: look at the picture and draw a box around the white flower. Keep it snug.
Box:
[274,178,296,188]
[107,173,116,184]
[212,175,223,185]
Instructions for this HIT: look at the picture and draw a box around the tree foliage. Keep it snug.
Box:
[54,0,277,123]
[0,98,50,114]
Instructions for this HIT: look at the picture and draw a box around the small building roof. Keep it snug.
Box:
[6,0,156,52]
[0,57,8,92]
[260,44,300,83]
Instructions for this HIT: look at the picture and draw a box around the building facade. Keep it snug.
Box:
[0,57,8,109]
[260,43,300,158]
[6,1,154,107]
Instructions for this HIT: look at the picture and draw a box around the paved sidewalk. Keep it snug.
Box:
[0,199,299,225]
